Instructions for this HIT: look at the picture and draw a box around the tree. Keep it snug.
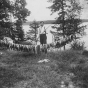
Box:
[48,0,86,50]
[26,20,40,44]
[12,0,30,41]
[0,0,30,41]
[0,0,14,39]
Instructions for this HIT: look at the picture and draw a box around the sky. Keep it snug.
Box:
[25,0,88,21]
[25,0,57,21]
[23,0,88,47]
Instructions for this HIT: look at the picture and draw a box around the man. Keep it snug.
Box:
[37,21,47,53]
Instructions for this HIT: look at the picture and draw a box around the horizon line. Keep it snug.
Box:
[23,19,88,25]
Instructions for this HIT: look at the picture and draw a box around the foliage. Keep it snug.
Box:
[82,50,88,56]
[13,0,30,22]
[26,21,40,44]
[0,0,30,41]
[13,0,30,41]
[0,0,14,39]
[70,40,85,50]
[48,0,86,49]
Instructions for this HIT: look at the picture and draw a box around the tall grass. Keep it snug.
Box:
[0,49,88,88]
[46,50,88,88]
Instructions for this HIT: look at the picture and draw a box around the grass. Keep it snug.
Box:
[0,49,88,88]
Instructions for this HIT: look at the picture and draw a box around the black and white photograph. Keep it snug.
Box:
[0,0,88,88]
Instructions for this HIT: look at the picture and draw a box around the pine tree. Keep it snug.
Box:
[48,0,86,50]
[0,0,14,39]
[0,0,30,41]
[13,0,30,41]
[26,21,40,44]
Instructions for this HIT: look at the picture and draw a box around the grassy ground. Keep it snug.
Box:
[0,49,87,88]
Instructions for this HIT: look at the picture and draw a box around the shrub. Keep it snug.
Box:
[70,40,85,50]
[82,50,88,56]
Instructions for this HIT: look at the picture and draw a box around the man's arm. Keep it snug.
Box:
[37,28,40,40]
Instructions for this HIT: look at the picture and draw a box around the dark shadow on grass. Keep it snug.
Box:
[0,67,25,88]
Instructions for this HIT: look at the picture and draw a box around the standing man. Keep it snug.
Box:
[37,21,47,53]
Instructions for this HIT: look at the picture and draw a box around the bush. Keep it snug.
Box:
[82,50,88,56]
[70,40,85,50]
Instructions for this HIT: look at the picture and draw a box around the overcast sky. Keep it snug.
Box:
[25,0,88,21]
[25,0,57,21]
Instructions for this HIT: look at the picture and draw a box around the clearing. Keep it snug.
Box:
[0,49,87,88]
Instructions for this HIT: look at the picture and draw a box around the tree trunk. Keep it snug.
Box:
[62,0,65,50]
